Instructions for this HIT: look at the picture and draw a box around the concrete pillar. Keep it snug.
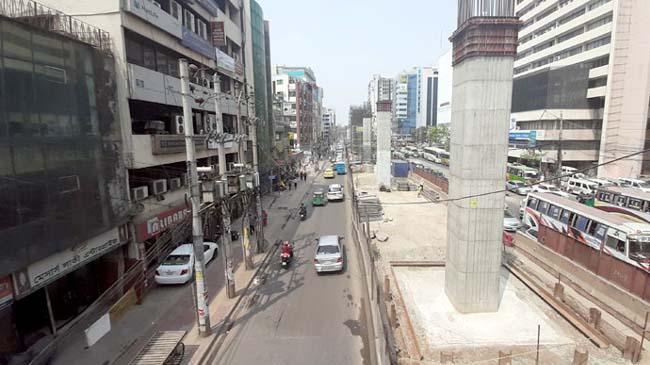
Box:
[376,101,392,188]
[445,9,520,313]
[362,117,372,162]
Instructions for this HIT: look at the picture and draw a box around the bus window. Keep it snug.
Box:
[574,216,590,232]
[606,236,626,254]
[549,205,561,219]
[629,199,642,210]
[538,201,549,214]
[616,196,626,206]
[527,198,538,209]
[560,210,571,224]
[594,224,607,241]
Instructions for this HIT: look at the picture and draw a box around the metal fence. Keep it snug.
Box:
[0,0,111,52]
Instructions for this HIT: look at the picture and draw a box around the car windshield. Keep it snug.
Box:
[329,186,341,192]
[162,254,190,266]
[317,245,339,255]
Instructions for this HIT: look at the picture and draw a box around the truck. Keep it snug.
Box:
[335,161,347,175]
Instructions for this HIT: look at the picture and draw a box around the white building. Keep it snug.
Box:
[436,49,453,125]
[416,66,438,128]
[511,0,650,176]
[368,74,395,118]
[322,109,335,142]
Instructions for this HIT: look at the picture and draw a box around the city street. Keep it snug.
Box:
[207,172,370,365]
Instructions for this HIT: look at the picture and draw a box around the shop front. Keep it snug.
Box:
[3,226,128,361]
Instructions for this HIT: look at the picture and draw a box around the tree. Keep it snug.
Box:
[427,125,450,150]
[520,149,542,168]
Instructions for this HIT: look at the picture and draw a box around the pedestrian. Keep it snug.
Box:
[293,179,297,190]
[417,184,424,197]
[288,180,291,190]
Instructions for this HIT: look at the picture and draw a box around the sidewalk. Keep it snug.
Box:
[50,164,321,365]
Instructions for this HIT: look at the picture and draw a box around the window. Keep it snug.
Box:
[156,51,169,74]
[198,20,207,40]
[170,0,182,22]
[143,45,156,69]
[560,210,572,224]
[606,235,625,254]
[616,196,626,206]
[629,199,642,210]
[574,216,589,232]
[183,9,195,32]
[538,201,549,214]
[126,36,144,65]
[594,224,607,241]
[276,79,283,85]
[549,205,561,219]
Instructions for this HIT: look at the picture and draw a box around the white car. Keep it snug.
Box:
[533,183,571,198]
[503,211,521,232]
[155,242,218,285]
[327,184,345,201]
[314,235,344,273]
[506,180,531,195]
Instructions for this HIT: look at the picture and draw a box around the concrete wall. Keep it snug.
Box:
[598,0,650,178]
[445,56,514,313]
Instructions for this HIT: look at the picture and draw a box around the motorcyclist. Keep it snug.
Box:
[281,240,294,258]
[299,203,307,216]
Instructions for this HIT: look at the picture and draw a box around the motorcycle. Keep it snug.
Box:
[281,251,292,268]
[299,207,307,221]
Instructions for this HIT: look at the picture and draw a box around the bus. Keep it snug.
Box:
[405,146,419,158]
[523,192,650,273]
[422,147,450,165]
[507,163,539,183]
[594,186,650,223]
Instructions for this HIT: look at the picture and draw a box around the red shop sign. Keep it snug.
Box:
[137,205,191,241]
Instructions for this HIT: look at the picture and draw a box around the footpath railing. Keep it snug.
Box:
[345,165,397,365]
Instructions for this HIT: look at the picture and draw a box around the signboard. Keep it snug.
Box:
[136,205,191,241]
[216,49,235,74]
[12,226,128,297]
[0,276,13,309]
[85,313,111,347]
[153,135,206,155]
[182,28,215,59]
[210,21,226,47]
[509,130,537,147]
[125,0,182,39]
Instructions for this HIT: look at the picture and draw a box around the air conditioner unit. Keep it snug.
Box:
[206,114,218,133]
[168,177,182,191]
[148,179,168,195]
[131,186,149,201]
[174,115,185,134]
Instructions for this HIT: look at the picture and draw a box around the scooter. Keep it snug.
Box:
[281,252,292,269]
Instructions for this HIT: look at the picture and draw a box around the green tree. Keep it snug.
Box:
[520,149,542,167]
[428,125,450,150]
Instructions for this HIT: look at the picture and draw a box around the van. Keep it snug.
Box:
[566,178,598,196]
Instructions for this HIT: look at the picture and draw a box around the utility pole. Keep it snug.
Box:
[213,73,236,298]
[556,112,564,187]
[237,82,254,270]
[251,112,265,253]
[179,58,210,336]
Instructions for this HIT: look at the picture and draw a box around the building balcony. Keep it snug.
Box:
[589,65,609,79]
[128,63,247,116]
[587,86,607,99]
[130,134,239,169]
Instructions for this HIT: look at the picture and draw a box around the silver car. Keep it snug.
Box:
[506,180,531,195]
[314,235,344,273]
[503,211,521,232]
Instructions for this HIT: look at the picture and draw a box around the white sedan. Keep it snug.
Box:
[155,242,218,285]
[327,184,345,201]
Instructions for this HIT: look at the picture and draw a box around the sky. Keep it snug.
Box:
[256,0,457,125]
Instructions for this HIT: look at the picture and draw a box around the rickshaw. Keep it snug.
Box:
[312,191,327,206]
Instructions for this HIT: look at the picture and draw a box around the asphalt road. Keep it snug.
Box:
[210,172,370,365]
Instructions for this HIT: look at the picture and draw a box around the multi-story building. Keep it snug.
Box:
[511,0,650,176]
[437,50,453,125]
[394,73,409,134]
[416,66,439,128]
[349,103,371,158]
[272,66,322,154]
[322,109,336,145]
[368,75,395,119]
[394,69,420,135]
[0,3,129,357]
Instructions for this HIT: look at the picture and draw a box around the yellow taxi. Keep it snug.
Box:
[323,168,335,179]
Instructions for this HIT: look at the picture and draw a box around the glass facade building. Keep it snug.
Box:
[0,19,127,276]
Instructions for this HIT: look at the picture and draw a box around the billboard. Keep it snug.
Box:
[509,130,537,147]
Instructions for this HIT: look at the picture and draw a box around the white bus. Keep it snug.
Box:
[422,147,450,165]
[523,192,650,271]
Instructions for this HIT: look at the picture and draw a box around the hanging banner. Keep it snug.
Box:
[210,21,226,47]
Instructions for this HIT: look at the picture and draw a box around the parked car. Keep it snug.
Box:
[503,211,521,232]
[323,168,335,179]
[314,235,344,273]
[327,184,345,201]
[506,180,531,195]
[533,183,571,198]
[155,242,218,285]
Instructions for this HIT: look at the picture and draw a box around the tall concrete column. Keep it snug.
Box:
[445,0,520,313]
[376,101,392,188]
